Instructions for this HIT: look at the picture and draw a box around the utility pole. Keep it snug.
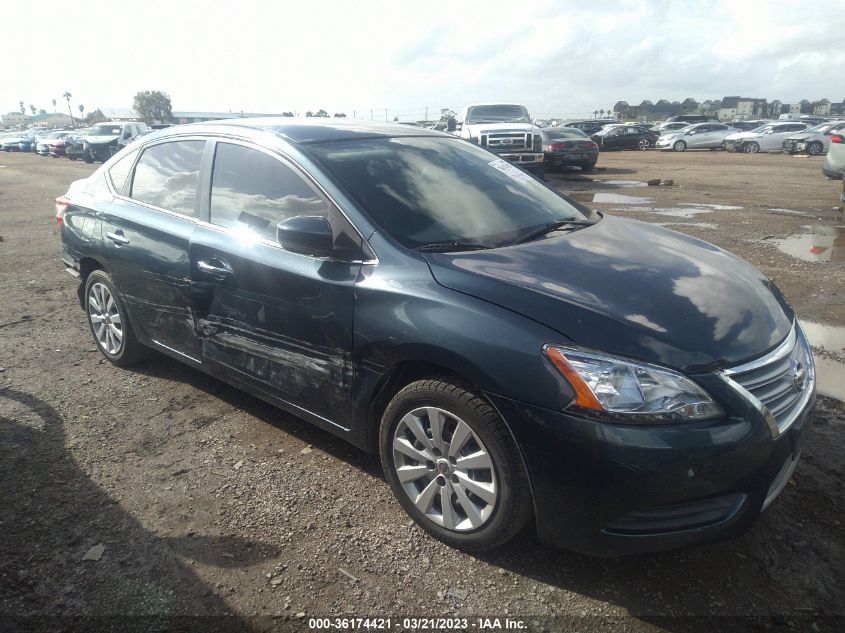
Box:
[353,110,356,119]
[370,109,373,121]
[425,106,428,122]
[385,108,388,122]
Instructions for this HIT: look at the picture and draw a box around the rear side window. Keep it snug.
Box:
[130,140,205,216]
[209,143,331,241]
[107,148,140,194]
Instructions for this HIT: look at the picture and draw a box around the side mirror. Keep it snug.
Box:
[276,215,334,257]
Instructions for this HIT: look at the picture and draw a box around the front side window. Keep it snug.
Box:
[209,143,331,241]
[130,140,205,216]
[306,136,590,249]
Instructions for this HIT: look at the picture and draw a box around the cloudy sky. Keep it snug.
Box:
[4,0,844,120]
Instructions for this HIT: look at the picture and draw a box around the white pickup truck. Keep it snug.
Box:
[448,103,545,178]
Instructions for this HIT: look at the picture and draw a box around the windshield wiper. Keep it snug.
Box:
[414,242,491,253]
[512,219,593,245]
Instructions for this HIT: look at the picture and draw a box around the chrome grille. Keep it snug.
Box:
[722,323,815,434]
[483,132,530,151]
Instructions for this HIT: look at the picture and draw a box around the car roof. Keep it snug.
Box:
[154,117,449,145]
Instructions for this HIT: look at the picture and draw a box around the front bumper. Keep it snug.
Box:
[487,369,814,556]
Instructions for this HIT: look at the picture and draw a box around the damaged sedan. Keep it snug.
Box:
[58,119,815,555]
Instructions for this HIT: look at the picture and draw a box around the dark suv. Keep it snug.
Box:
[58,119,815,555]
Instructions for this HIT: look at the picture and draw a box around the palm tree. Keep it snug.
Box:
[593,110,598,119]
[63,92,74,126]
[78,104,85,119]
[599,109,605,118]
[29,104,37,115]
[19,101,25,115]
[52,98,57,113]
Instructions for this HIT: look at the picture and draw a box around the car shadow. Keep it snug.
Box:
[0,387,276,632]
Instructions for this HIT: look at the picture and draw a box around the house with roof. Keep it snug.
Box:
[0,112,31,128]
[812,99,831,116]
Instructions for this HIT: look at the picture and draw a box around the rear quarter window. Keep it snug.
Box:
[130,140,205,216]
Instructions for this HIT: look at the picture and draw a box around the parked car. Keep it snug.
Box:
[782,120,845,156]
[821,123,845,179]
[724,122,809,153]
[666,114,709,124]
[47,138,69,157]
[591,125,657,150]
[449,103,544,177]
[36,130,72,155]
[650,122,690,134]
[655,123,737,151]
[1,131,35,151]
[565,120,613,136]
[540,127,599,171]
[729,120,771,132]
[84,121,149,162]
[65,129,92,161]
[57,119,815,555]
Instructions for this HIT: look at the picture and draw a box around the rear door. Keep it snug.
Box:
[189,140,365,428]
[99,138,205,358]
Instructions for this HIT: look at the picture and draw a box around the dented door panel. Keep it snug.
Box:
[190,224,360,428]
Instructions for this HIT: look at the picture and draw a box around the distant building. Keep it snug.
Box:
[0,112,30,128]
[718,96,740,121]
[170,111,283,124]
[831,100,845,117]
[100,107,142,121]
[28,112,75,127]
[812,99,831,116]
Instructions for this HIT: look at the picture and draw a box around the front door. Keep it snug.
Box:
[190,141,364,428]
[99,139,205,358]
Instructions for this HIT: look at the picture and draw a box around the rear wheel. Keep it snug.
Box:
[807,141,823,156]
[379,377,532,551]
[672,140,687,152]
[581,164,595,173]
[84,270,145,366]
[744,141,760,154]
[637,138,650,150]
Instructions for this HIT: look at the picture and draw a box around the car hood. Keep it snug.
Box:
[725,131,759,141]
[422,215,793,371]
[86,134,120,144]
[787,135,810,141]
[464,122,538,136]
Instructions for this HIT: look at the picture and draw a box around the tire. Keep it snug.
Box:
[379,377,533,552]
[84,270,145,366]
[672,140,686,152]
[744,142,760,154]
[637,138,650,150]
[807,141,823,156]
[721,141,727,151]
[581,164,595,173]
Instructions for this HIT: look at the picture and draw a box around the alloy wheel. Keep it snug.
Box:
[88,282,123,355]
[392,406,497,531]
[638,139,649,150]
[744,142,759,153]
[673,141,686,152]
[807,142,822,156]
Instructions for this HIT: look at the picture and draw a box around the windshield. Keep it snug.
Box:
[465,105,530,124]
[752,124,774,134]
[543,128,588,140]
[306,137,589,249]
[90,125,122,136]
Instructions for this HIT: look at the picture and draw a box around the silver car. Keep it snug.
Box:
[821,123,845,179]
[783,120,845,156]
[724,121,809,153]
[655,123,737,152]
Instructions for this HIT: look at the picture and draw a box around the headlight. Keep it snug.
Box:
[544,346,724,423]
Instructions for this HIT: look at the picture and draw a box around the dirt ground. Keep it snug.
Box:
[0,149,843,633]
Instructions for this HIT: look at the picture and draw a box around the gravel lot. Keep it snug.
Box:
[1,149,843,633]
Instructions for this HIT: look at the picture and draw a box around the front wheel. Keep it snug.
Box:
[379,377,533,551]
[84,270,145,366]
[807,141,823,156]
[637,138,650,150]
[744,141,760,154]
[672,140,687,152]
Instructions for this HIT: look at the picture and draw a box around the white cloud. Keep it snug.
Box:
[2,0,843,120]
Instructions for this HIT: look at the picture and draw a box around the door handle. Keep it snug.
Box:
[106,230,130,245]
[196,258,233,280]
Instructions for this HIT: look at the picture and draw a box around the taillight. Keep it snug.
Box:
[548,142,570,150]
[55,196,69,224]
[830,134,844,144]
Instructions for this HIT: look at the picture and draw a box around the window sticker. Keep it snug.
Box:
[488,158,533,182]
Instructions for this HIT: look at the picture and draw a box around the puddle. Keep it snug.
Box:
[679,203,742,211]
[772,226,845,262]
[802,321,845,401]
[589,193,653,204]
[602,180,648,187]
[655,222,717,229]
[768,208,810,217]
